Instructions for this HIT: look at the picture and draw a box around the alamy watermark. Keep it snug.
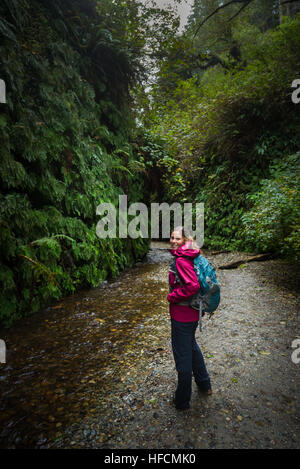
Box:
[96,195,204,245]
[0,79,6,104]
[0,339,6,363]
[291,79,300,104]
[291,339,300,364]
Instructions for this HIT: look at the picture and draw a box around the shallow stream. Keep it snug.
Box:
[0,243,172,448]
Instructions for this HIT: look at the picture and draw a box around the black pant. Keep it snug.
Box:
[171,318,211,409]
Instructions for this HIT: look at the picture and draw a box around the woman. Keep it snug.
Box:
[168,226,212,410]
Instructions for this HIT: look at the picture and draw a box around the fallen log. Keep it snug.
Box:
[210,250,231,255]
[218,253,273,269]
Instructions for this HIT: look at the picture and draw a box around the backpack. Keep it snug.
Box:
[171,254,220,332]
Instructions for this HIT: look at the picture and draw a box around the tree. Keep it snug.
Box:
[190,0,300,35]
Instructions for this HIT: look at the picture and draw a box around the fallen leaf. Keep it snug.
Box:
[255,421,264,427]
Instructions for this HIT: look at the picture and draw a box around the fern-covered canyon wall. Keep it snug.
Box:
[0,0,151,327]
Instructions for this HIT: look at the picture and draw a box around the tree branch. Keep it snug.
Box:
[280,0,300,5]
[193,0,255,37]
[228,0,253,22]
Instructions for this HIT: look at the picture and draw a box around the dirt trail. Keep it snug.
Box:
[61,246,300,449]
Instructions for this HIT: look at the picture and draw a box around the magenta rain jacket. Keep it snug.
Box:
[167,242,201,322]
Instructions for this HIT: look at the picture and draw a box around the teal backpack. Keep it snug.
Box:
[171,254,220,332]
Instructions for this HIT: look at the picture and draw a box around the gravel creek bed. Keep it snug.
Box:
[0,245,299,449]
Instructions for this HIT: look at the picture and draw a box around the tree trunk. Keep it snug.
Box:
[279,2,283,23]
[218,253,273,269]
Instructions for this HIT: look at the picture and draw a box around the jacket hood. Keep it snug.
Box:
[168,241,200,259]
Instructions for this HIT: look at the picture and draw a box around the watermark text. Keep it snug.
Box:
[291,79,300,104]
[96,196,204,245]
[0,79,6,104]
[291,339,300,364]
[0,339,6,363]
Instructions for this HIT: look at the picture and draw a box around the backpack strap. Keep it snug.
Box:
[170,257,203,330]
[199,300,202,332]
[169,258,180,283]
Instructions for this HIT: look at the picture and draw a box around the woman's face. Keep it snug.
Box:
[170,231,185,249]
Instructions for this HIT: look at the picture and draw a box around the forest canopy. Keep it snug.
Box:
[144,0,300,254]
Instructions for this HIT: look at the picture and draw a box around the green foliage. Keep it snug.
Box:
[242,153,300,260]
[148,13,300,254]
[133,129,186,203]
[0,0,151,327]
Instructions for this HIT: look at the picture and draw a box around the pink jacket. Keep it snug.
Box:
[167,242,201,322]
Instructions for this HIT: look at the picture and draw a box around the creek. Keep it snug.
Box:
[0,243,172,448]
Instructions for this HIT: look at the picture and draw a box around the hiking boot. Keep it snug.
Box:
[171,393,190,411]
[197,385,213,396]
[201,388,213,396]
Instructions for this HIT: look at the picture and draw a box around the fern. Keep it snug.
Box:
[19,254,59,287]
[0,0,150,327]
[0,17,17,41]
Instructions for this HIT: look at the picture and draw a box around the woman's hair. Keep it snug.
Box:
[173,226,202,252]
